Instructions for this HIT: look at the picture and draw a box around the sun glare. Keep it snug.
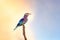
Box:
[0,0,34,40]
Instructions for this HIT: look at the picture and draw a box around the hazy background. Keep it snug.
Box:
[0,0,60,40]
[29,0,60,40]
[0,0,34,40]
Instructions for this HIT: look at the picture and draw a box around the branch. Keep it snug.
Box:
[23,25,27,40]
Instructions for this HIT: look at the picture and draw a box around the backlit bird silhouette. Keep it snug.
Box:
[14,13,31,30]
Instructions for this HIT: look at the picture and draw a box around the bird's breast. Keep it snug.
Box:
[23,19,28,24]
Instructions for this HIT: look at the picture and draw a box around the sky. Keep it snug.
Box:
[0,0,60,40]
[28,0,60,40]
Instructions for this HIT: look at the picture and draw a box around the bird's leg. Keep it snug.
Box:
[23,25,27,40]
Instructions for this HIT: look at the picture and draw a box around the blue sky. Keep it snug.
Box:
[26,0,60,40]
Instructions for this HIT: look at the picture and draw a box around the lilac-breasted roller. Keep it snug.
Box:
[14,13,31,30]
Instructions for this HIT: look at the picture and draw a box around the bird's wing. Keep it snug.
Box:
[19,18,24,25]
[14,18,24,30]
[19,18,24,22]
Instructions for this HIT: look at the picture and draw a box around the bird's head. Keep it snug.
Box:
[24,13,31,18]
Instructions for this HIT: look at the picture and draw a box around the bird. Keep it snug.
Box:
[14,13,31,31]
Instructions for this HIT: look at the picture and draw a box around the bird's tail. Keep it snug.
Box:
[14,26,17,31]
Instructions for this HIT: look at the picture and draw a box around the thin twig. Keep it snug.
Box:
[23,25,27,40]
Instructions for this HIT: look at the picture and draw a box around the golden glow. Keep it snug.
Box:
[0,0,34,40]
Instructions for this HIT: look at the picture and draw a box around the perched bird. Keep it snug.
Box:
[14,13,31,30]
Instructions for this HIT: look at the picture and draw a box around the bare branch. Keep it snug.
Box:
[23,25,27,40]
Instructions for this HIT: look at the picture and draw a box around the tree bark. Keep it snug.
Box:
[23,25,27,40]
